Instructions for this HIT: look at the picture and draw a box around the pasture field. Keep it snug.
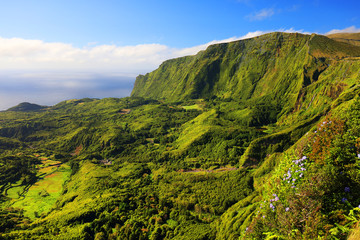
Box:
[7,158,71,219]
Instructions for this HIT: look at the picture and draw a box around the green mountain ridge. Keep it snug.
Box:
[131,32,360,103]
[6,102,48,112]
[1,32,360,239]
[327,32,360,47]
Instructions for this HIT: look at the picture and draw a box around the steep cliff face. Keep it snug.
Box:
[131,32,360,108]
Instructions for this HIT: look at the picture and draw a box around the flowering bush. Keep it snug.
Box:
[246,101,360,239]
[240,98,360,240]
[308,116,345,165]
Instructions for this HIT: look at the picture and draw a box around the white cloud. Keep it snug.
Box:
[326,26,360,35]
[0,37,172,74]
[277,27,311,35]
[246,8,275,21]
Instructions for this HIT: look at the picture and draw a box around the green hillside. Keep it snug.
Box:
[327,32,360,47]
[1,32,360,239]
[132,33,360,103]
[6,102,48,112]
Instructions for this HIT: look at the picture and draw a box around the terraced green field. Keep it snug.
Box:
[1,155,71,219]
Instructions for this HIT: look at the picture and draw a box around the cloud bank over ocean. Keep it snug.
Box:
[0,72,134,110]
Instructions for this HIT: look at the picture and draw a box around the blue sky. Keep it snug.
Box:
[0,0,359,109]
[1,0,359,47]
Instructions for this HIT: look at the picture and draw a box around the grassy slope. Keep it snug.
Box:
[1,84,359,239]
[132,33,311,102]
[131,33,360,239]
[327,32,360,47]
[131,32,360,133]
[132,33,360,106]
[11,163,71,219]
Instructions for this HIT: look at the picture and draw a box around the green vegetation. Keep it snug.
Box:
[12,163,71,219]
[327,32,360,47]
[1,32,360,239]
[5,102,48,112]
